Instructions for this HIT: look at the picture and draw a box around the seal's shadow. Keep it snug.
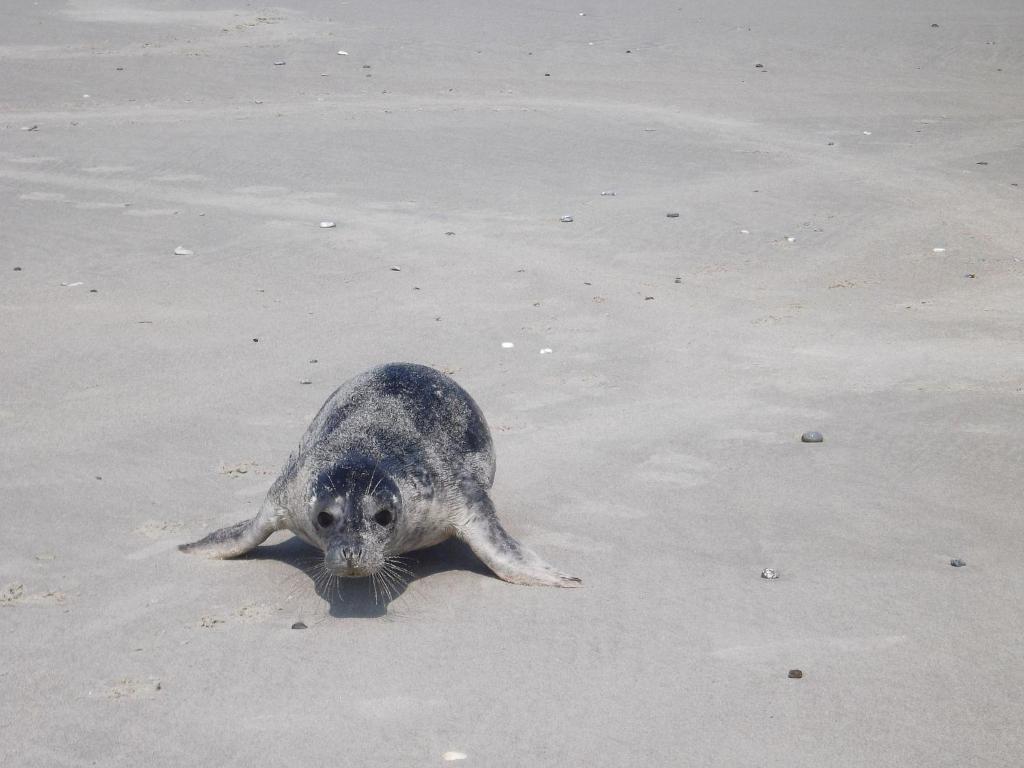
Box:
[246,536,492,618]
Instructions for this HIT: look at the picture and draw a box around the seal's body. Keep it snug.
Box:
[181,363,580,588]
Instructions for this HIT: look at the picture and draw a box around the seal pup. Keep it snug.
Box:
[180,363,580,589]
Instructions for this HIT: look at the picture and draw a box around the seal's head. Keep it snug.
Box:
[309,462,401,577]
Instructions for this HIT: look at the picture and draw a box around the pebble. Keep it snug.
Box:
[761,568,779,580]
[964,273,976,279]
[539,348,553,354]
[801,431,824,443]
[309,359,318,363]
[337,50,349,56]
[862,131,872,135]
[600,190,616,196]
[390,266,401,271]
[21,125,39,131]
[173,246,193,256]
[13,267,22,271]
[61,281,84,287]
[950,558,967,568]
[291,622,307,630]
[274,60,286,66]
[740,229,750,234]
[932,247,946,252]
[560,215,574,223]
[788,669,803,679]
[674,277,682,284]
[442,752,467,762]
[445,231,456,236]
[501,342,514,349]
[299,379,312,385]
[319,221,336,228]
[666,212,680,218]
[785,236,796,242]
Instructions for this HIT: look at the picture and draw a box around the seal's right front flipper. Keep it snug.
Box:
[455,488,582,588]
[179,506,284,559]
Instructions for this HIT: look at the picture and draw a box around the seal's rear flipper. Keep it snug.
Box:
[179,506,285,559]
[455,489,581,588]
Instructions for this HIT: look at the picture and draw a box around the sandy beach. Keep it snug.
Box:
[2,1,1023,765]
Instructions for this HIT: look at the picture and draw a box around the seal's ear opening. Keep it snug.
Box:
[372,508,393,526]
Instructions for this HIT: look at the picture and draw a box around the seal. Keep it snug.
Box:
[180,363,581,589]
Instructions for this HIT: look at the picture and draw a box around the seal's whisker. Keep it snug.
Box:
[370,572,380,604]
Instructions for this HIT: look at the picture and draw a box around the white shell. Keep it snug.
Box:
[174,246,193,256]
[319,221,336,228]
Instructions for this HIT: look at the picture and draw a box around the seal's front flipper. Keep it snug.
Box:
[456,490,581,588]
[179,505,285,559]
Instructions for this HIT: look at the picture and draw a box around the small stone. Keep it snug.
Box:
[785,236,796,242]
[89,289,98,293]
[666,212,680,218]
[445,231,456,235]
[976,161,989,166]
[761,568,779,580]
[964,273,976,279]
[274,60,286,66]
[390,266,401,271]
[674,277,682,284]
[13,267,22,271]
[931,23,940,27]
[932,247,946,253]
[501,342,514,349]
[863,131,872,135]
[309,359,318,363]
[442,752,467,762]
[539,348,553,354]
[788,669,803,679]
[252,338,259,343]
[337,50,349,55]
[319,221,336,228]
[644,296,654,301]
[600,190,616,196]
[173,246,193,256]
[754,63,764,68]
[560,215,573,223]
[740,229,750,234]
[21,125,39,131]
[291,621,308,629]
[801,431,824,443]
[950,558,966,568]
[299,379,312,385]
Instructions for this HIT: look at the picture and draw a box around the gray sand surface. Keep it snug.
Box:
[3,1,1023,765]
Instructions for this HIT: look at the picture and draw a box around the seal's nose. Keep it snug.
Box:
[326,544,359,573]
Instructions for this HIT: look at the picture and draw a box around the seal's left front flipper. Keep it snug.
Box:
[455,489,581,588]
[179,504,285,559]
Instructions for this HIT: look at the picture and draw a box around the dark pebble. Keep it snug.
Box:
[801,431,824,443]
[89,289,98,293]
[309,359,318,363]
[666,212,680,218]
[14,266,22,271]
[754,63,764,68]
[788,669,803,679]
[291,621,307,630]
[252,338,259,343]
[931,23,940,28]
[644,296,654,301]
[674,277,682,284]
[976,161,989,166]
[950,558,966,568]
[964,273,976,279]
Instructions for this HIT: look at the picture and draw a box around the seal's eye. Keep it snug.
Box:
[373,509,393,526]
[316,510,333,527]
